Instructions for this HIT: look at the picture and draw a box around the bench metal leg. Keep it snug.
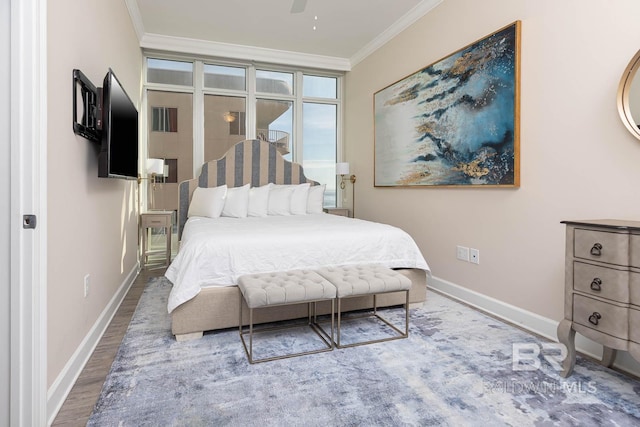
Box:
[335,290,410,349]
[239,299,335,364]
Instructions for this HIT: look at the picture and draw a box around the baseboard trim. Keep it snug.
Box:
[428,276,640,378]
[46,264,140,425]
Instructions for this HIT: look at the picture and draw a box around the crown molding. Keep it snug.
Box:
[124,0,145,42]
[128,0,442,71]
[140,33,352,72]
[350,0,444,67]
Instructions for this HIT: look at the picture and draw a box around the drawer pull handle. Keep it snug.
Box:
[590,278,602,291]
[588,312,602,326]
[590,243,603,256]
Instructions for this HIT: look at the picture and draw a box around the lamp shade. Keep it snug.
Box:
[146,158,165,176]
[336,162,350,175]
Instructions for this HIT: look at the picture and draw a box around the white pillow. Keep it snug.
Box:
[268,185,296,215]
[307,184,326,214]
[248,183,272,217]
[187,185,227,218]
[221,184,250,218]
[290,183,311,215]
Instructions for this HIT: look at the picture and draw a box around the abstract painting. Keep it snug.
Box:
[374,22,520,187]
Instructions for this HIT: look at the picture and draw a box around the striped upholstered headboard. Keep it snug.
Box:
[178,139,318,239]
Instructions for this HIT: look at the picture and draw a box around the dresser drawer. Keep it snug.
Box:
[141,214,172,228]
[145,218,170,226]
[631,272,640,307]
[631,234,640,268]
[573,261,629,303]
[630,309,640,344]
[574,229,629,266]
[573,294,628,340]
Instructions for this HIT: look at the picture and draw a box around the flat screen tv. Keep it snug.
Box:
[98,68,138,179]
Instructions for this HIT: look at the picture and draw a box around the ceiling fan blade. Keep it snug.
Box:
[290,0,307,14]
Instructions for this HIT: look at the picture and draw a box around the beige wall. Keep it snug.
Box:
[47,0,141,387]
[346,0,640,329]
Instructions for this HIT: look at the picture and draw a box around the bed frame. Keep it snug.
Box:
[171,139,427,341]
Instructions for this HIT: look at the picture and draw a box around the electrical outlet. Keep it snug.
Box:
[456,245,469,262]
[84,274,90,297]
[470,248,480,264]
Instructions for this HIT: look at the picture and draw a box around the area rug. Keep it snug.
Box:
[87,277,640,426]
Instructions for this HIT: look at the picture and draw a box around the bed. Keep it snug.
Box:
[165,139,430,341]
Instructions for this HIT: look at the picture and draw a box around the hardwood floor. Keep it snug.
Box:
[51,267,166,426]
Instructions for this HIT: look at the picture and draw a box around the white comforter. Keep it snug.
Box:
[165,213,430,313]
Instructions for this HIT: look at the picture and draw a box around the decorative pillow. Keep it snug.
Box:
[307,184,326,214]
[248,183,272,217]
[290,183,311,215]
[221,184,250,218]
[267,185,296,215]
[187,185,227,218]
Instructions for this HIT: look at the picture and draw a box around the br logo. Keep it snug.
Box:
[512,343,567,371]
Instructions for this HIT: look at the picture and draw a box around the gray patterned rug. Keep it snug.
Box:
[88,277,640,426]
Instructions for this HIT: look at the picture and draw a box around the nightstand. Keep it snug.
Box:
[140,211,173,267]
[324,208,350,217]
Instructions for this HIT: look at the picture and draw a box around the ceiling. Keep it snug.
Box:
[128,0,443,70]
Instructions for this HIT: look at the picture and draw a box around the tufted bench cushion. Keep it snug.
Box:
[238,269,336,308]
[316,264,411,298]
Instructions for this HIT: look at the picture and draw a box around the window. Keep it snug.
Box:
[151,107,178,132]
[302,103,337,206]
[303,75,337,98]
[145,59,342,207]
[301,75,338,206]
[146,90,193,213]
[147,58,193,86]
[164,159,178,183]
[256,70,293,95]
[228,111,246,136]
[204,64,246,91]
[256,99,292,158]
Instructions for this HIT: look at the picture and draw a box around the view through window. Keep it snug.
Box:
[145,58,342,207]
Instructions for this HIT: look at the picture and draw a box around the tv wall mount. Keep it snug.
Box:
[72,69,102,142]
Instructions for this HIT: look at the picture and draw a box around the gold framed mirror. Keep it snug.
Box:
[617,49,640,140]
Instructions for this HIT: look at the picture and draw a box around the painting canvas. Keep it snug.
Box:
[374,22,520,187]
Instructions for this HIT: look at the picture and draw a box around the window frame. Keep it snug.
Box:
[142,55,344,206]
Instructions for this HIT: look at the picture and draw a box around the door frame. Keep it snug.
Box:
[10,0,47,425]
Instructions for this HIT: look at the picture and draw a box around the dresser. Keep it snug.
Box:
[557,220,640,377]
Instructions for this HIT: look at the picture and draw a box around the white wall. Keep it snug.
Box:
[47,0,141,393]
[345,0,640,367]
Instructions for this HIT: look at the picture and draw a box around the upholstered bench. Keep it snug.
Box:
[317,265,412,348]
[238,269,336,363]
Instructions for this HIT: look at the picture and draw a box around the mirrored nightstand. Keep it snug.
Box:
[324,208,350,217]
[140,211,173,267]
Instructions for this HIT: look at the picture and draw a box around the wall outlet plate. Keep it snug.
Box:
[456,245,469,262]
[470,248,480,264]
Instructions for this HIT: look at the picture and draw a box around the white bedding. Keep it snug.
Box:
[165,213,430,313]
